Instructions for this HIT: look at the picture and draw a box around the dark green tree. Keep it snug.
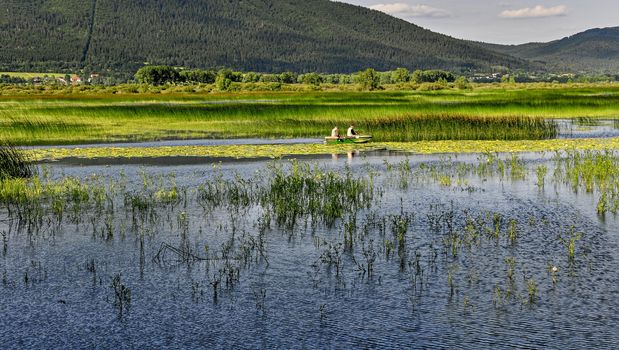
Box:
[216,69,234,91]
[356,68,380,91]
[135,66,180,85]
[180,69,216,84]
[301,73,322,86]
[454,76,471,89]
[391,67,410,83]
[279,72,297,84]
[411,70,455,83]
[242,72,260,83]
[259,74,280,83]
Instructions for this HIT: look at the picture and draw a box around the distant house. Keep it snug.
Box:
[88,73,100,83]
[71,75,82,85]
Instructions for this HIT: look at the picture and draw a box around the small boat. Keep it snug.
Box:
[324,135,372,144]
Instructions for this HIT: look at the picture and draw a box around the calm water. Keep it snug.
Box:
[556,118,619,139]
[1,152,618,349]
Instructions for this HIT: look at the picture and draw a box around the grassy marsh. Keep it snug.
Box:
[3,85,619,145]
[3,81,619,347]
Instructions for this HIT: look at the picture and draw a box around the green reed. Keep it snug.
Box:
[6,85,619,145]
[0,144,33,179]
[263,161,373,229]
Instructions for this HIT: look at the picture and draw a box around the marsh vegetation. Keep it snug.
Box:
[1,149,618,348]
[0,143,33,180]
[3,85,619,145]
[2,84,619,347]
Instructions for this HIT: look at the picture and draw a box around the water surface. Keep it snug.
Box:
[1,152,618,349]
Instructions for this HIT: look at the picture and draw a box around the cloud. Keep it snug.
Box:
[370,3,451,18]
[499,5,568,19]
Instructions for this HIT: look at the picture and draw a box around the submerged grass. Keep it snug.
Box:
[2,85,619,145]
[0,148,608,319]
[25,137,619,161]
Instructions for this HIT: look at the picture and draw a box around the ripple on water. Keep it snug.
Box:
[1,153,619,348]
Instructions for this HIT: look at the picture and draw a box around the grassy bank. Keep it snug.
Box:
[1,85,618,145]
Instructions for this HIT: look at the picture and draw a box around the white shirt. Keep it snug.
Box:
[347,127,356,137]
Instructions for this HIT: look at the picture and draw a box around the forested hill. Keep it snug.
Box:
[481,27,619,73]
[0,0,527,74]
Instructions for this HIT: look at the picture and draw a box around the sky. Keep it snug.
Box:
[337,0,618,44]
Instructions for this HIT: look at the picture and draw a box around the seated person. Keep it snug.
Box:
[331,126,340,138]
[347,125,357,137]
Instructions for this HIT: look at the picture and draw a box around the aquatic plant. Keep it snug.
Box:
[548,263,559,287]
[493,284,504,307]
[320,243,344,277]
[507,219,518,245]
[505,257,517,283]
[536,164,548,187]
[526,277,538,304]
[0,148,610,336]
[0,144,32,180]
[25,138,619,162]
[558,226,583,264]
[111,273,131,318]
[263,162,373,229]
[352,239,377,278]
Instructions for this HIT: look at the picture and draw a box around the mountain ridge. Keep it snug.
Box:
[0,0,528,74]
[0,1,616,75]
[479,27,619,73]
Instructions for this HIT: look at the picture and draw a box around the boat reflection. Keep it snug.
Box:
[331,151,359,163]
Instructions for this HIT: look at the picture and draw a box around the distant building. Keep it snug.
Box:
[88,73,100,83]
[71,75,82,85]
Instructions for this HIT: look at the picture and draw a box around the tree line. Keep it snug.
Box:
[134,66,460,90]
[0,75,28,84]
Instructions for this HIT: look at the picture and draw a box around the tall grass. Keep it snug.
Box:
[0,144,32,179]
[1,86,617,144]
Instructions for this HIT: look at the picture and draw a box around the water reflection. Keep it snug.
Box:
[331,150,359,163]
[556,118,619,139]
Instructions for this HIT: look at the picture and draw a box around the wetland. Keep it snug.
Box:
[2,85,619,348]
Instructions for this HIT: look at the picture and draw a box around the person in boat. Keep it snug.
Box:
[347,125,357,138]
[331,126,341,139]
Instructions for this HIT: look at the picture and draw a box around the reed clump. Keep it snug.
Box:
[359,114,558,142]
[0,144,33,180]
[263,161,373,228]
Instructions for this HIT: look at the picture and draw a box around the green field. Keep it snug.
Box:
[0,72,65,79]
[1,84,619,146]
